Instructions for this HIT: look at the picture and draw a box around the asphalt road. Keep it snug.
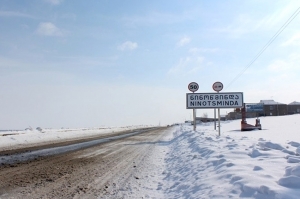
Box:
[0,126,172,199]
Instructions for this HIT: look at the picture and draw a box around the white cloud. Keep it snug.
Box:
[44,0,63,5]
[36,22,63,36]
[122,10,195,28]
[214,2,300,38]
[168,56,204,75]
[177,36,191,47]
[0,11,33,18]
[267,53,300,73]
[267,60,288,72]
[282,33,300,46]
[118,41,138,51]
[189,47,219,54]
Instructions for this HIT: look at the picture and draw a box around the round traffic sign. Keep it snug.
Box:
[212,81,223,92]
[188,82,199,92]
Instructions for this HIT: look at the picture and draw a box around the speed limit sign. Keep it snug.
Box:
[188,82,199,93]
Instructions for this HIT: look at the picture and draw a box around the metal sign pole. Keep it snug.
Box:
[214,108,216,130]
[217,91,221,136]
[218,107,221,136]
[188,82,199,132]
[193,108,196,131]
[212,82,223,136]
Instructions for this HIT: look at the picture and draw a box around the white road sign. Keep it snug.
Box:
[188,82,199,92]
[212,82,223,92]
[186,92,243,109]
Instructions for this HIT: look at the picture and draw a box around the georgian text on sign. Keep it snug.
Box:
[186,92,243,109]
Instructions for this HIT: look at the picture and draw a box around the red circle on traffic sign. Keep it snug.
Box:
[212,82,223,92]
[188,82,199,92]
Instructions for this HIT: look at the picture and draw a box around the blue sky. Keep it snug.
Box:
[1,0,300,129]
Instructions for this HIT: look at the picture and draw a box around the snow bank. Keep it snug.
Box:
[0,125,152,151]
[159,115,300,198]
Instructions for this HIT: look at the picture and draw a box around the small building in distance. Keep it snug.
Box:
[227,108,242,120]
[227,104,262,120]
[227,99,300,120]
[288,101,300,114]
[259,100,287,116]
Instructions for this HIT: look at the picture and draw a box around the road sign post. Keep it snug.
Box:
[186,81,243,135]
[212,82,223,136]
[214,108,216,130]
[212,82,223,132]
[218,102,221,136]
[188,82,199,131]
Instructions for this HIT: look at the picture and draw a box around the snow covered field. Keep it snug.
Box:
[116,114,300,199]
[158,115,300,199]
[0,125,151,151]
[1,115,300,198]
